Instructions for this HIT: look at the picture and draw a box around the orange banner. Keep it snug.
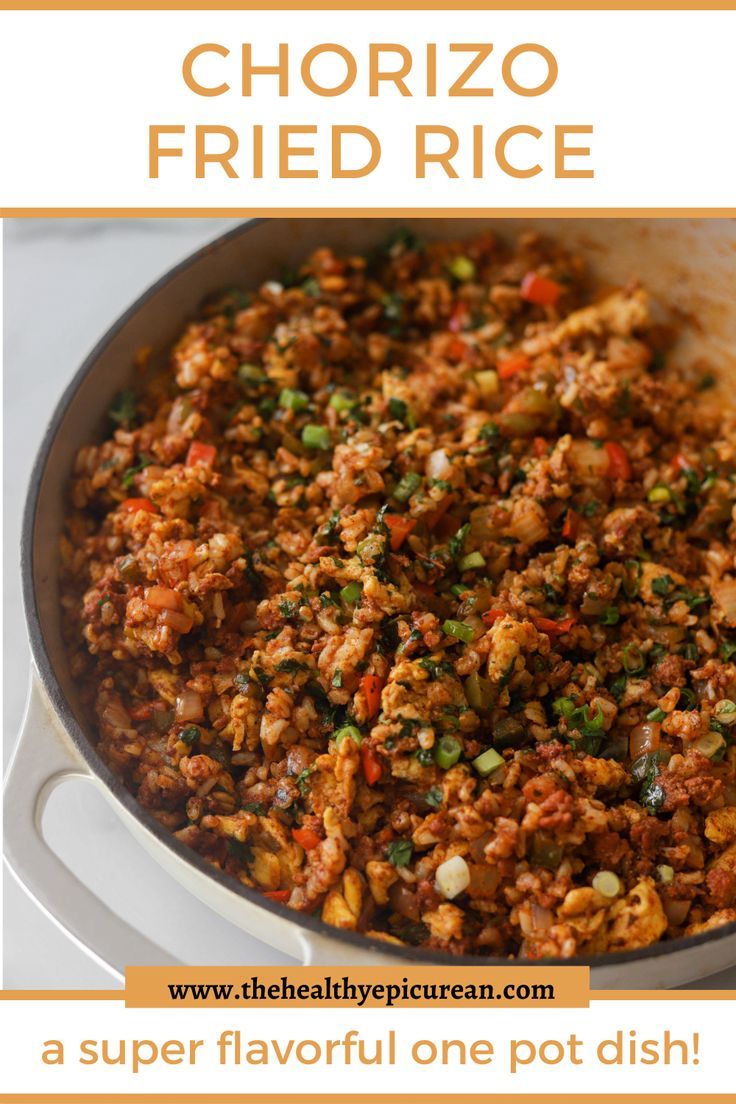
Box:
[124,966,589,1009]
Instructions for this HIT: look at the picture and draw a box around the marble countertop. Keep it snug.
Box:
[4,218,735,989]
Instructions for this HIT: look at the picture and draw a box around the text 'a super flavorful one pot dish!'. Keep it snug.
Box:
[60,229,736,959]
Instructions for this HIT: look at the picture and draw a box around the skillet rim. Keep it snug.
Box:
[20,215,736,971]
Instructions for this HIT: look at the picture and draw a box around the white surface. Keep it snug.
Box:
[3,218,736,990]
[3,218,294,987]
[0,1001,727,1096]
[1,11,736,208]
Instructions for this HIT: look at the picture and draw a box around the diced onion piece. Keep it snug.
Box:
[472,747,504,777]
[389,882,420,920]
[435,855,471,900]
[518,908,535,935]
[175,689,204,723]
[426,448,453,482]
[468,864,500,896]
[508,499,548,546]
[649,623,686,646]
[507,387,557,418]
[568,439,611,478]
[469,504,505,543]
[629,721,661,760]
[475,370,499,397]
[465,671,493,713]
[101,698,132,729]
[656,864,675,885]
[160,608,194,633]
[592,870,621,898]
[145,586,182,611]
[712,577,736,625]
[693,730,725,759]
[663,899,691,926]
[531,903,553,931]
[496,412,539,436]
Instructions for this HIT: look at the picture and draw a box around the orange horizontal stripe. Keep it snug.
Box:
[3,1,736,8]
[125,965,588,1007]
[2,1097,735,1104]
[2,208,736,219]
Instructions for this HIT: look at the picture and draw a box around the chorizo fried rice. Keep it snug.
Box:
[60,228,736,959]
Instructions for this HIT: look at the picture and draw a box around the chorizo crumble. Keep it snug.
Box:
[60,228,736,958]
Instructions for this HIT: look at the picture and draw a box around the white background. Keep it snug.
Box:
[0,10,734,208]
[0,999,730,1095]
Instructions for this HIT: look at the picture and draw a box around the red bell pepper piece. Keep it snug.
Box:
[121,497,157,514]
[498,352,531,379]
[263,889,290,902]
[447,337,468,363]
[361,743,383,785]
[361,674,384,719]
[561,508,580,541]
[129,702,156,721]
[604,441,632,481]
[291,827,321,851]
[425,493,454,532]
[520,271,562,306]
[533,616,577,635]
[186,441,217,468]
[385,514,416,551]
[482,608,508,626]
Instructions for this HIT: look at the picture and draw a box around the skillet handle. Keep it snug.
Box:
[3,675,180,983]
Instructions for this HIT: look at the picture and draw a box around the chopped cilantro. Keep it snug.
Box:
[418,656,454,680]
[275,659,309,674]
[425,786,443,809]
[448,522,470,561]
[386,839,414,867]
[108,390,137,428]
[243,802,267,816]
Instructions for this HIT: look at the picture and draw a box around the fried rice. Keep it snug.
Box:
[60,227,736,958]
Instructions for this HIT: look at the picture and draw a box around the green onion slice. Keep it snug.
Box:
[434,735,462,769]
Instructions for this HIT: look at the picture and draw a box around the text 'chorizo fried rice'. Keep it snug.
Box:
[60,229,736,958]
